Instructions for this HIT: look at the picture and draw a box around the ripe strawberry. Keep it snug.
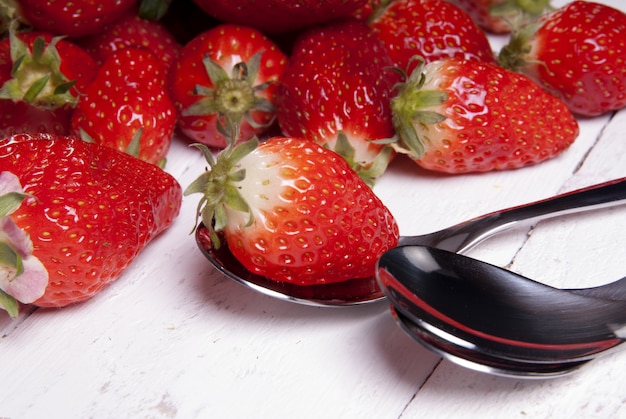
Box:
[192,0,368,34]
[498,1,626,116]
[0,133,182,309]
[16,0,138,37]
[275,19,396,185]
[168,24,287,148]
[448,0,553,34]
[367,0,497,71]
[0,31,98,137]
[75,9,181,71]
[185,137,399,286]
[389,57,579,173]
[71,48,176,166]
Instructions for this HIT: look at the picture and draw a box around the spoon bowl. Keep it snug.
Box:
[377,245,626,364]
[196,178,626,306]
[390,305,592,379]
[196,228,382,306]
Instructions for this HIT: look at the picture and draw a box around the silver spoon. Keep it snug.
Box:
[196,177,626,306]
[389,305,592,379]
[377,245,626,366]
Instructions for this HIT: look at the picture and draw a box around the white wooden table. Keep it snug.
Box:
[2,2,625,417]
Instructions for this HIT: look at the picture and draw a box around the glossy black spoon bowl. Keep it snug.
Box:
[377,245,626,365]
[389,305,592,378]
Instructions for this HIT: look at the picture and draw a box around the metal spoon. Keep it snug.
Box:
[389,305,592,379]
[196,177,626,306]
[377,245,626,366]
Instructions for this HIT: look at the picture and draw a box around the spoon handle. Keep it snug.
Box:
[401,178,626,253]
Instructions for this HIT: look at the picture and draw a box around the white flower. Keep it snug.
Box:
[0,172,49,315]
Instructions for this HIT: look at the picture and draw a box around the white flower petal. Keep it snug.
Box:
[0,254,48,304]
[0,171,23,195]
[0,217,33,258]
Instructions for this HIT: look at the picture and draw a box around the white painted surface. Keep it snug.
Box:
[2,3,626,417]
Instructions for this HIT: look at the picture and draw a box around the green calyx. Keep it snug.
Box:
[0,0,19,34]
[331,131,394,188]
[0,189,29,218]
[389,57,447,160]
[0,289,19,318]
[365,0,393,25]
[494,0,553,17]
[0,24,77,108]
[184,51,276,131]
[138,0,173,20]
[497,20,542,71]
[487,0,553,33]
[184,125,258,248]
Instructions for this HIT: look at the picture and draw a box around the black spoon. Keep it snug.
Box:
[377,245,626,365]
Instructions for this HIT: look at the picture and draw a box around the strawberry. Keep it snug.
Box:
[71,48,176,166]
[389,57,579,173]
[0,133,182,311]
[168,24,287,148]
[192,0,368,34]
[367,0,497,71]
[498,1,626,117]
[75,9,181,71]
[15,0,138,37]
[185,136,399,286]
[0,30,98,137]
[448,0,553,34]
[275,19,396,185]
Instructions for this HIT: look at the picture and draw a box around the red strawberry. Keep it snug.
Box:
[16,0,138,37]
[275,19,396,185]
[71,48,176,166]
[75,9,181,71]
[389,57,579,173]
[0,31,98,137]
[192,0,367,34]
[168,24,287,148]
[498,1,626,116]
[367,0,497,71]
[185,136,399,286]
[0,133,182,311]
[448,0,553,34]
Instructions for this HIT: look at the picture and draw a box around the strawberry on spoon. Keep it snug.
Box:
[185,129,400,288]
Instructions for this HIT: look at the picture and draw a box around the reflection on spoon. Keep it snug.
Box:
[378,246,626,364]
[197,228,382,306]
[389,305,591,379]
[196,178,626,306]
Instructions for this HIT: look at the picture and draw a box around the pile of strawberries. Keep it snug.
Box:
[1,0,625,314]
